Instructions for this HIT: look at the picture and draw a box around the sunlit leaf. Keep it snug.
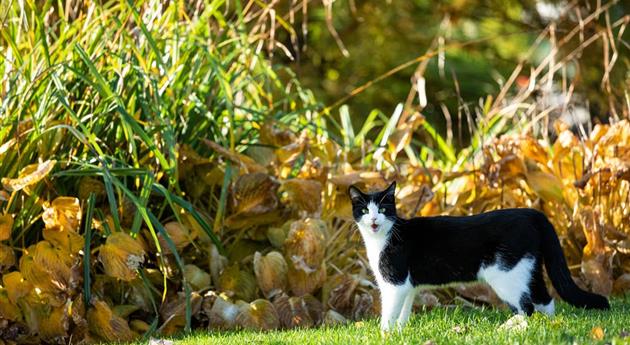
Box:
[43,228,84,254]
[87,300,137,342]
[2,271,31,306]
[1,160,56,192]
[235,299,280,330]
[525,171,565,203]
[42,197,82,232]
[98,232,146,281]
[20,242,79,303]
[284,219,327,271]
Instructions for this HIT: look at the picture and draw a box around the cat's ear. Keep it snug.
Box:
[348,185,364,203]
[384,181,396,197]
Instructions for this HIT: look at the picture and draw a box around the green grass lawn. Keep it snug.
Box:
[138,298,630,345]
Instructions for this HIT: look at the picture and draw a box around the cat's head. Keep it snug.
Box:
[348,182,397,236]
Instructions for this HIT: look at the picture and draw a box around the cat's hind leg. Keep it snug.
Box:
[478,256,536,315]
[530,263,555,316]
[379,281,412,332]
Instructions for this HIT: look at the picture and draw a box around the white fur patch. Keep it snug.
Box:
[477,256,535,313]
[356,201,395,286]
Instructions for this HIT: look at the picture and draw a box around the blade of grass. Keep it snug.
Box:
[83,193,96,307]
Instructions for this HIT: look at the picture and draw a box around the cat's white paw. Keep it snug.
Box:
[380,321,393,335]
[380,328,392,338]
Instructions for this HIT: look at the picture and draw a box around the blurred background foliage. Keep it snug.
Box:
[288,0,628,146]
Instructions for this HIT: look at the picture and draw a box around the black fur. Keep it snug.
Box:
[349,183,610,313]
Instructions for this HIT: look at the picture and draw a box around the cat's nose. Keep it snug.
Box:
[371,217,376,223]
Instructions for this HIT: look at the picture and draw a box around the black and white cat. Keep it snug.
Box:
[348,182,609,331]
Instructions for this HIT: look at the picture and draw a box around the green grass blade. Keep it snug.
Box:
[83,193,96,307]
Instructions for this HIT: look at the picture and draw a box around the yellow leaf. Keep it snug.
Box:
[3,271,32,304]
[0,287,21,321]
[1,160,56,192]
[591,326,605,340]
[275,133,307,168]
[387,127,412,155]
[87,300,137,342]
[43,228,84,254]
[224,210,282,230]
[38,303,71,340]
[42,197,82,232]
[525,171,565,203]
[0,213,13,241]
[98,232,146,281]
[0,243,16,271]
[520,138,548,165]
[19,242,78,304]
[328,171,384,187]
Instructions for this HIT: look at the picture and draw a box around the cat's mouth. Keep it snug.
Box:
[371,223,379,231]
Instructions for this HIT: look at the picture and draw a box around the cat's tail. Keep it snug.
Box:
[536,212,610,310]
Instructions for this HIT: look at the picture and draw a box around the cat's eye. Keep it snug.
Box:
[379,207,386,213]
[361,208,368,214]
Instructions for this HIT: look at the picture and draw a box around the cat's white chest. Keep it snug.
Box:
[357,223,391,286]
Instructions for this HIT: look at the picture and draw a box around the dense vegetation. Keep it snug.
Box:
[0,0,628,344]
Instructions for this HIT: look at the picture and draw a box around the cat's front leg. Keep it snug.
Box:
[379,283,411,333]
[396,289,416,329]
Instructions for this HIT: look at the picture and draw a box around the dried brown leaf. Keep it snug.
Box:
[253,251,288,299]
[87,300,136,342]
[217,264,257,302]
[235,299,280,330]
[0,214,13,241]
[159,292,202,335]
[0,244,16,272]
[1,160,56,192]
[280,179,322,214]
